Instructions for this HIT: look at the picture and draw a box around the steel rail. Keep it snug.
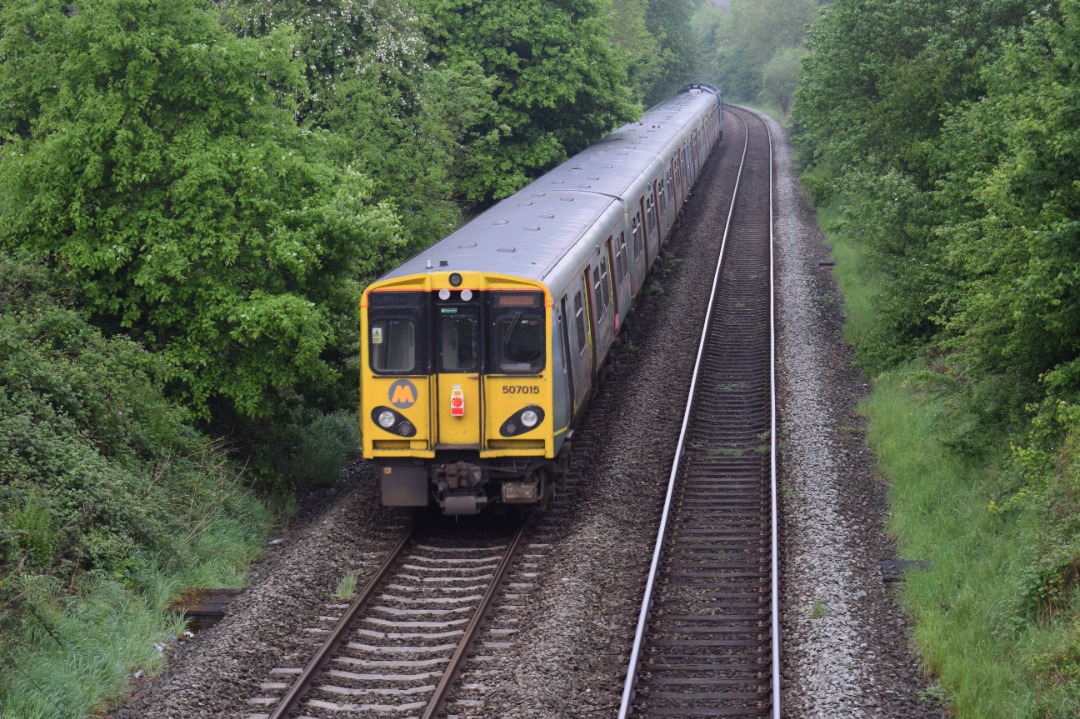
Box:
[420,520,529,719]
[617,108,751,719]
[766,113,781,719]
[267,525,414,719]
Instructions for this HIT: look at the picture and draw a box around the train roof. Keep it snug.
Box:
[375,89,719,288]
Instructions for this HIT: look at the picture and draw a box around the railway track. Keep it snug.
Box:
[244,520,527,719]
[619,106,779,718]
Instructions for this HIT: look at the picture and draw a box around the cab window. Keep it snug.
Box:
[370,318,416,373]
[439,313,478,372]
[489,292,545,373]
[368,291,425,374]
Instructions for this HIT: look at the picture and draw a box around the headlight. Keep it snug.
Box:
[499,405,545,437]
[377,410,397,429]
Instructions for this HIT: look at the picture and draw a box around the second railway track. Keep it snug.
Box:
[620,105,779,718]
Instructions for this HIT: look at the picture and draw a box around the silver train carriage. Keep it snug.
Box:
[360,84,723,515]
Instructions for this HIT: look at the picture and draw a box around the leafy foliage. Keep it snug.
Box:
[640,0,705,104]
[934,3,1080,402]
[792,0,1042,376]
[696,0,819,105]
[411,0,638,203]
[793,0,1080,710]
[607,0,664,103]
[289,410,361,486]
[0,251,267,586]
[0,0,404,423]
[219,0,466,247]
[761,46,807,114]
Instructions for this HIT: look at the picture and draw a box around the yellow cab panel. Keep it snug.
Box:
[361,273,552,461]
[361,281,434,457]
[482,290,553,457]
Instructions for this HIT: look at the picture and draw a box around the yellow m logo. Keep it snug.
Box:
[389,379,418,408]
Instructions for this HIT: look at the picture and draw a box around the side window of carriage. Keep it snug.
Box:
[592,262,607,322]
[632,213,643,259]
[573,291,586,354]
[598,253,612,311]
[616,232,629,281]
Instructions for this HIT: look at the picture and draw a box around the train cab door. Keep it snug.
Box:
[434,303,482,447]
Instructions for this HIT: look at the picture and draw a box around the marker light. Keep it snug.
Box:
[450,385,465,417]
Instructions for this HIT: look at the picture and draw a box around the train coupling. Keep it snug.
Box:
[437,461,488,515]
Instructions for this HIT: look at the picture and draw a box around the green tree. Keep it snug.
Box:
[608,0,664,103]
[762,46,807,114]
[0,0,403,423]
[934,1,1080,400]
[412,0,637,203]
[642,0,705,104]
[698,0,818,102]
[794,0,1034,200]
[219,0,469,247]
[791,0,1037,367]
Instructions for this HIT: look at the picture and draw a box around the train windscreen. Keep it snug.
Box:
[489,292,545,374]
[368,291,427,374]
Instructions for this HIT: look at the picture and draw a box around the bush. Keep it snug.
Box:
[289,411,361,486]
[0,252,273,717]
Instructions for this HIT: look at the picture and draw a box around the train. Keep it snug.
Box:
[360,84,723,515]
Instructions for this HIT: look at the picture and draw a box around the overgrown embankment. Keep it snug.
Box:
[793,1,1079,716]
[0,254,275,718]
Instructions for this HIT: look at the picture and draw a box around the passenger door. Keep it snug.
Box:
[435,304,482,447]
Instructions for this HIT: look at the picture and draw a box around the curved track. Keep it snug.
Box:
[247,522,527,719]
[619,106,779,718]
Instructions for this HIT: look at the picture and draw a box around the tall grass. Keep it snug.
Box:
[0,462,272,719]
[829,225,1079,717]
[864,373,1040,716]
[1,579,174,719]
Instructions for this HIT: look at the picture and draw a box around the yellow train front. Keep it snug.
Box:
[361,270,566,515]
[361,84,723,514]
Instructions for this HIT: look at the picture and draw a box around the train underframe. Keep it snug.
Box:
[380,442,572,515]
